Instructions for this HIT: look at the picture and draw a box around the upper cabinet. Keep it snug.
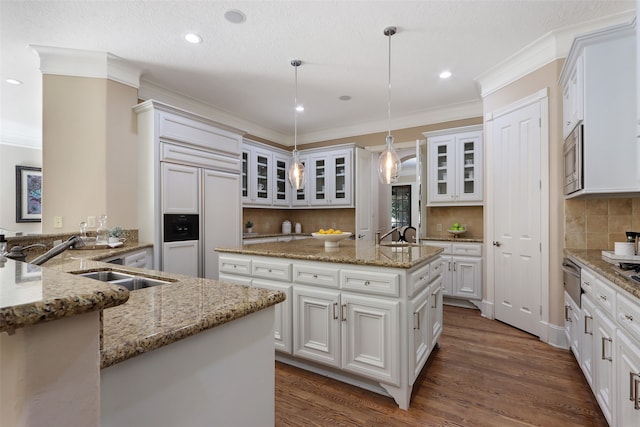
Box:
[559,21,638,198]
[424,125,483,206]
[242,141,356,209]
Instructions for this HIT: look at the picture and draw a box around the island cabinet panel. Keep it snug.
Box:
[252,259,292,282]
[218,256,252,276]
[409,285,432,384]
[254,279,293,354]
[429,276,444,350]
[341,293,400,386]
[408,263,430,297]
[293,286,341,368]
[616,330,640,427]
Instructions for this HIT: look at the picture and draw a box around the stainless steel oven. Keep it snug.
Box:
[562,258,582,307]
[563,124,583,195]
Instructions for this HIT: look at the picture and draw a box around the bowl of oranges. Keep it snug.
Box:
[311,228,352,248]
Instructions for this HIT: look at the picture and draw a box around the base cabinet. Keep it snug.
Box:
[219,253,442,410]
[570,261,640,426]
[424,241,482,301]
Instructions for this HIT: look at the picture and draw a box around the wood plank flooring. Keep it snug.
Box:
[275,305,607,426]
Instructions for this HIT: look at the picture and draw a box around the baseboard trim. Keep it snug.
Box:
[481,299,495,319]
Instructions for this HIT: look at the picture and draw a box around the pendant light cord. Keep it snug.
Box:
[387,29,392,139]
[294,62,298,151]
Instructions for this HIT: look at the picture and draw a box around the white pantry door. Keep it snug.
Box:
[492,100,542,337]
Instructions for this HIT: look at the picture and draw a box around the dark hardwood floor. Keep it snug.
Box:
[275,305,607,426]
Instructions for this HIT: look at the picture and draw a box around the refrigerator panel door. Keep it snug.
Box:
[163,241,199,277]
[203,169,242,280]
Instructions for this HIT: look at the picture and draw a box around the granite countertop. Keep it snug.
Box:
[564,249,640,299]
[217,238,443,269]
[243,232,312,239]
[2,243,286,368]
[421,236,484,243]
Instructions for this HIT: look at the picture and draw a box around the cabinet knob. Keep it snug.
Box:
[493,241,502,247]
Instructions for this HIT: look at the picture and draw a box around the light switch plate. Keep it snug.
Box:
[54,216,63,228]
[87,216,96,228]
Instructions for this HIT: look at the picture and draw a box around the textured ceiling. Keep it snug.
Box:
[0,0,635,148]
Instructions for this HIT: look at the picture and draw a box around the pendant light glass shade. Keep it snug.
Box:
[378,135,401,184]
[378,26,401,184]
[288,59,305,190]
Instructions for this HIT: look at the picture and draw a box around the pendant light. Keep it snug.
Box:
[288,59,305,190]
[377,26,401,184]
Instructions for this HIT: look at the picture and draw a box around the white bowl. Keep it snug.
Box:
[447,228,466,236]
[311,232,352,248]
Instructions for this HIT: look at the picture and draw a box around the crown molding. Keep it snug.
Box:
[475,10,635,98]
[29,45,141,88]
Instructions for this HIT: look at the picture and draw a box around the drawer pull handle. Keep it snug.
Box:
[268,269,272,273]
[624,314,634,322]
[313,274,318,279]
[341,304,347,322]
[565,305,571,322]
[584,315,592,335]
[634,374,640,410]
[413,312,420,330]
[333,302,338,320]
[599,295,608,301]
[601,336,612,362]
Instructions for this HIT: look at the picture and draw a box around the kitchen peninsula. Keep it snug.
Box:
[216,237,443,409]
[0,248,285,427]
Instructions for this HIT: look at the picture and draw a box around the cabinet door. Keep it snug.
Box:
[429,276,444,350]
[616,330,640,427]
[451,256,482,300]
[254,279,293,354]
[564,291,580,360]
[580,294,596,392]
[428,137,455,203]
[455,134,482,203]
[310,155,328,205]
[291,155,309,206]
[162,240,199,277]
[594,309,616,426]
[562,54,584,140]
[162,163,199,214]
[241,150,250,203]
[203,169,240,280]
[251,147,271,205]
[440,256,453,296]
[409,286,431,384]
[293,286,341,368]
[272,153,290,207]
[330,150,352,207]
[341,293,400,386]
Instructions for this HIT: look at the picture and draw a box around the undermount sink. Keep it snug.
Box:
[74,269,174,291]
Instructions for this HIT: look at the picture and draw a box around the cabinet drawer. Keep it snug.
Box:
[408,263,430,296]
[340,269,399,297]
[219,256,252,276]
[594,278,616,317]
[424,241,452,255]
[429,257,444,280]
[617,292,640,343]
[162,143,241,173]
[252,260,292,282]
[293,264,340,288]
[452,243,482,256]
[581,268,596,296]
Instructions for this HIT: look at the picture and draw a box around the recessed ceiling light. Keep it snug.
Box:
[6,78,23,85]
[185,33,202,44]
[224,9,246,24]
[339,95,351,101]
[439,71,452,79]
[296,105,304,112]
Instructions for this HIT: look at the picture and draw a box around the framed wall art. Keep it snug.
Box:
[16,165,42,223]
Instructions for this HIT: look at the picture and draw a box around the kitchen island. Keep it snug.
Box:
[216,237,443,409]
[0,250,285,427]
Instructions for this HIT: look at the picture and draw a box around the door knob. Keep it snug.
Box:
[493,241,502,247]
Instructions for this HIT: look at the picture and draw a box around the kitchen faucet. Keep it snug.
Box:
[375,227,400,247]
[8,236,86,266]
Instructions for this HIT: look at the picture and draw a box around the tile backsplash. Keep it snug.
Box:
[565,197,640,250]
[425,206,484,239]
[243,208,355,235]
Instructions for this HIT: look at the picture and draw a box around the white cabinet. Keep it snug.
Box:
[254,279,293,354]
[272,152,291,207]
[309,148,353,207]
[426,241,482,301]
[425,125,483,206]
[251,145,273,205]
[162,163,199,214]
[616,330,640,427]
[560,22,638,197]
[428,276,443,350]
[409,276,442,385]
[162,240,199,277]
[242,140,293,207]
[573,261,640,426]
[291,154,309,207]
[564,291,581,360]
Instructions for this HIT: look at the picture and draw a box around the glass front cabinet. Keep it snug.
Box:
[310,149,353,207]
[425,125,483,206]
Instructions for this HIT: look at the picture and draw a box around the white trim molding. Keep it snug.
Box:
[30,45,141,88]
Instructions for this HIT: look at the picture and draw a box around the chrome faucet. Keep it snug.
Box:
[30,235,86,266]
[375,227,400,247]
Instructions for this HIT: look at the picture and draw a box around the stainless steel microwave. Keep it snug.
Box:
[563,123,583,195]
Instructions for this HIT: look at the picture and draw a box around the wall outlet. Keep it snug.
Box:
[436,223,443,231]
[87,216,96,228]
[54,216,63,228]
[331,222,337,229]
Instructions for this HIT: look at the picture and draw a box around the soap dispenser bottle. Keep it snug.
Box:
[96,214,109,245]
[0,234,7,255]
